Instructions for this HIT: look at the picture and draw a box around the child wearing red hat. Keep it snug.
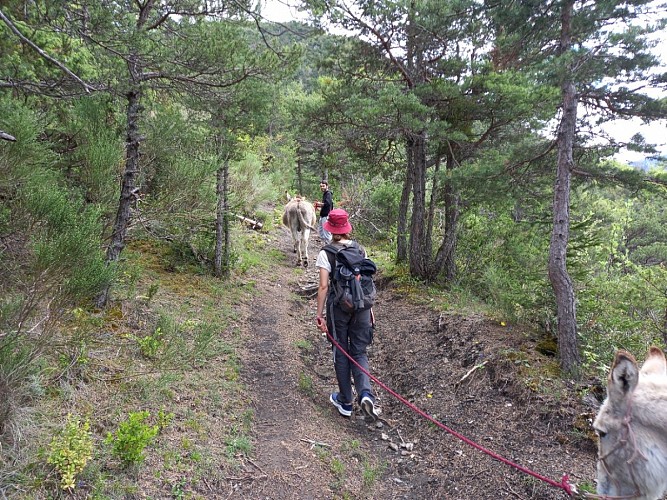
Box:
[315,209,379,421]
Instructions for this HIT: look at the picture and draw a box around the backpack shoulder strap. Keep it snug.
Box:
[355,242,365,256]
[322,244,341,276]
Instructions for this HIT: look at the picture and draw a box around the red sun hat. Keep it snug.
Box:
[323,209,353,234]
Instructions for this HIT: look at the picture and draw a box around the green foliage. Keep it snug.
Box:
[133,327,164,359]
[578,262,667,374]
[0,98,114,307]
[47,414,94,490]
[330,457,345,477]
[156,408,175,433]
[229,151,277,213]
[65,96,124,207]
[297,372,314,396]
[567,184,667,371]
[368,180,401,230]
[143,102,216,210]
[457,209,552,324]
[224,430,252,459]
[362,458,386,489]
[105,411,159,467]
[294,339,313,350]
[619,196,667,266]
[28,195,114,303]
[1,100,114,439]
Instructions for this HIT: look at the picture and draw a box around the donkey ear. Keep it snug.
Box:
[607,350,639,401]
[640,346,667,376]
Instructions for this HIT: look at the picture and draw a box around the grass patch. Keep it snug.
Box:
[298,372,314,397]
[0,227,268,498]
[294,339,313,351]
[225,432,252,460]
[362,458,387,489]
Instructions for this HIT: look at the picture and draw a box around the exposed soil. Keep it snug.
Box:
[235,222,601,499]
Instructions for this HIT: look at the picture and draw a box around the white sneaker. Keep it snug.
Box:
[360,394,379,421]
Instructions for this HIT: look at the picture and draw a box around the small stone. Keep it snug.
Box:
[389,442,399,451]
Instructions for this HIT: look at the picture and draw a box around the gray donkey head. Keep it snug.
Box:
[593,347,667,500]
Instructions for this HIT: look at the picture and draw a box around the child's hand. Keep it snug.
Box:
[316,316,328,333]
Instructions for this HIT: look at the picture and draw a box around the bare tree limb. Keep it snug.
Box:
[0,8,95,93]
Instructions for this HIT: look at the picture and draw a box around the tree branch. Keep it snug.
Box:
[0,8,95,93]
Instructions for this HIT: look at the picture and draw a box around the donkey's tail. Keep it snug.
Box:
[296,201,317,231]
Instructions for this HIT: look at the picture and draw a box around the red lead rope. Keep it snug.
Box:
[324,328,576,497]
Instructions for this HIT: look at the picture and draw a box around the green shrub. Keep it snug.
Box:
[133,327,164,359]
[47,414,94,490]
[0,339,41,442]
[156,408,175,433]
[457,210,552,323]
[105,411,159,466]
[368,180,400,234]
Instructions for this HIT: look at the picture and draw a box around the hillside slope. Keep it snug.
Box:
[6,214,601,499]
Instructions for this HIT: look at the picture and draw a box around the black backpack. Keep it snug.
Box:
[323,242,377,313]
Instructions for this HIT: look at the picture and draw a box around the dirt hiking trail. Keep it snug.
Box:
[235,219,598,499]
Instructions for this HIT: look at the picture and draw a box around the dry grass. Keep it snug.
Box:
[0,228,274,499]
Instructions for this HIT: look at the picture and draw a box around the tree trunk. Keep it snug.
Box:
[215,154,231,278]
[215,165,224,277]
[425,155,440,248]
[408,131,429,278]
[433,152,460,282]
[397,0,417,265]
[396,137,414,263]
[549,0,581,376]
[97,86,141,307]
[222,158,230,277]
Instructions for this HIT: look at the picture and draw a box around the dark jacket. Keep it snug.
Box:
[320,190,333,217]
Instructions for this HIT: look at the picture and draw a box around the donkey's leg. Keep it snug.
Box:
[291,227,301,265]
[301,229,311,267]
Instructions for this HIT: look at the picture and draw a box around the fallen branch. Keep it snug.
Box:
[234,214,263,230]
[224,475,265,482]
[300,438,331,449]
[458,360,488,384]
[0,130,16,142]
[296,282,319,296]
[397,428,406,445]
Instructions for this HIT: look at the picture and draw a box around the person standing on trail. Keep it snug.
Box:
[313,180,333,245]
[315,209,379,420]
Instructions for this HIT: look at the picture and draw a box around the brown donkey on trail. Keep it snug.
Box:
[593,346,667,499]
[282,197,316,267]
